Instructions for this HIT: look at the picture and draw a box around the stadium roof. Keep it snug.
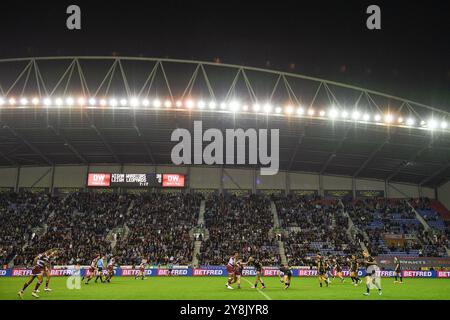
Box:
[0,56,449,187]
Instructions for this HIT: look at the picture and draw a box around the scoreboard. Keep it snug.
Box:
[110,173,162,187]
[87,173,185,188]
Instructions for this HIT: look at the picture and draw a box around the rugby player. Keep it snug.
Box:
[246,256,266,289]
[334,258,345,283]
[349,255,361,286]
[393,256,403,284]
[317,254,329,287]
[83,255,100,284]
[362,250,382,296]
[105,257,116,283]
[279,264,292,289]
[94,255,105,283]
[225,252,239,289]
[41,248,59,292]
[135,259,147,280]
[17,249,53,299]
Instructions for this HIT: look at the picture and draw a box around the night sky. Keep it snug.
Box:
[1,0,449,109]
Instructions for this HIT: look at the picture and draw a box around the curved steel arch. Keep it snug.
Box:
[0,56,448,137]
[0,55,448,115]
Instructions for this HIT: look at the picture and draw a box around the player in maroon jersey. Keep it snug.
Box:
[18,249,54,299]
[233,260,244,289]
[225,252,239,289]
[82,255,100,284]
[41,249,59,292]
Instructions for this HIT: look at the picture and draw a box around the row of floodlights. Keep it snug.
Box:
[0,96,448,130]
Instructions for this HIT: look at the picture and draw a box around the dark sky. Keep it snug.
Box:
[1,0,449,109]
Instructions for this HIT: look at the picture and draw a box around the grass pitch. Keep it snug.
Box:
[1,277,449,300]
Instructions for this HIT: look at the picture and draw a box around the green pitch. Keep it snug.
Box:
[1,277,449,300]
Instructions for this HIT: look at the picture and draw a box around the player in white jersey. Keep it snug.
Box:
[105,257,116,283]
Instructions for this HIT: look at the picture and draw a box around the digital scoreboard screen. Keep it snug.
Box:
[110,173,162,187]
[87,173,185,188]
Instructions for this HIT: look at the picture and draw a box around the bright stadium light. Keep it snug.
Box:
[242,104,249,111]
[0,97,5,105]
[341,110,348,118]
[420,120,426,127]
[229,100,240,112]
[351,111,360,120]
[263,103,272,113]
[9,97,17,105]
[129,97,140,107]
[285,105,294,114]
[175,100,182,107]
[89,98,97,106]
[384,114,393,123]
[120,98,128,106]
[142,99,150,107]
[109,98,118,107]
[374,114,382,122]
[186,99,194,109]
[220,102,227,109]
[153,99,161,108]
[397,117,404,124]
[297,107,304,115]
[253,103,261,112]
[441,121,448,129]
[55,98,63,106]
[164,100,172,108]
[363,114,370,121]
[208,101,216,109]
[197,100,206,109]
[428,119,438,129]
[100,99,107,106]
[307,109,315,116]
[329,108,338,119]
[77,97,86,106]
[319,110,326,117]
[20,97,28,105]
[66,97,75,105]
[275,107,282,114]
[406,118,415,126]
[43,97,52,106]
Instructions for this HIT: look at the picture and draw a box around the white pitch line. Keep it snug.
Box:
[242,278,272,300]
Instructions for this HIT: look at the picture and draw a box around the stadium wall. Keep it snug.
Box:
[0,164,439,200]
[437,181,450,210]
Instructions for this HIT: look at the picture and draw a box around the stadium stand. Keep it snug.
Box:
[1,191,449,268]
[113,193,202,265]
[345,198,448,257]
[198,194,280,266]
[273,195,360,266]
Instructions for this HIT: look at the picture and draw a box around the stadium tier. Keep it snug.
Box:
[199,194,280,266]
[1,191,448,270]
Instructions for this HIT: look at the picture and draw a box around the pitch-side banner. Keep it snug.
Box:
[377,256,450,269]
[2,268,449,278]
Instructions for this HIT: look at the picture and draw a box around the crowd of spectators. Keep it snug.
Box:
[113,193,202,265]
[198,194,280,266]
[0,192,59,266]
[274,195,359,265]
[1,191,449,268]
[345,198,448,257]
[16,192,133,265]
